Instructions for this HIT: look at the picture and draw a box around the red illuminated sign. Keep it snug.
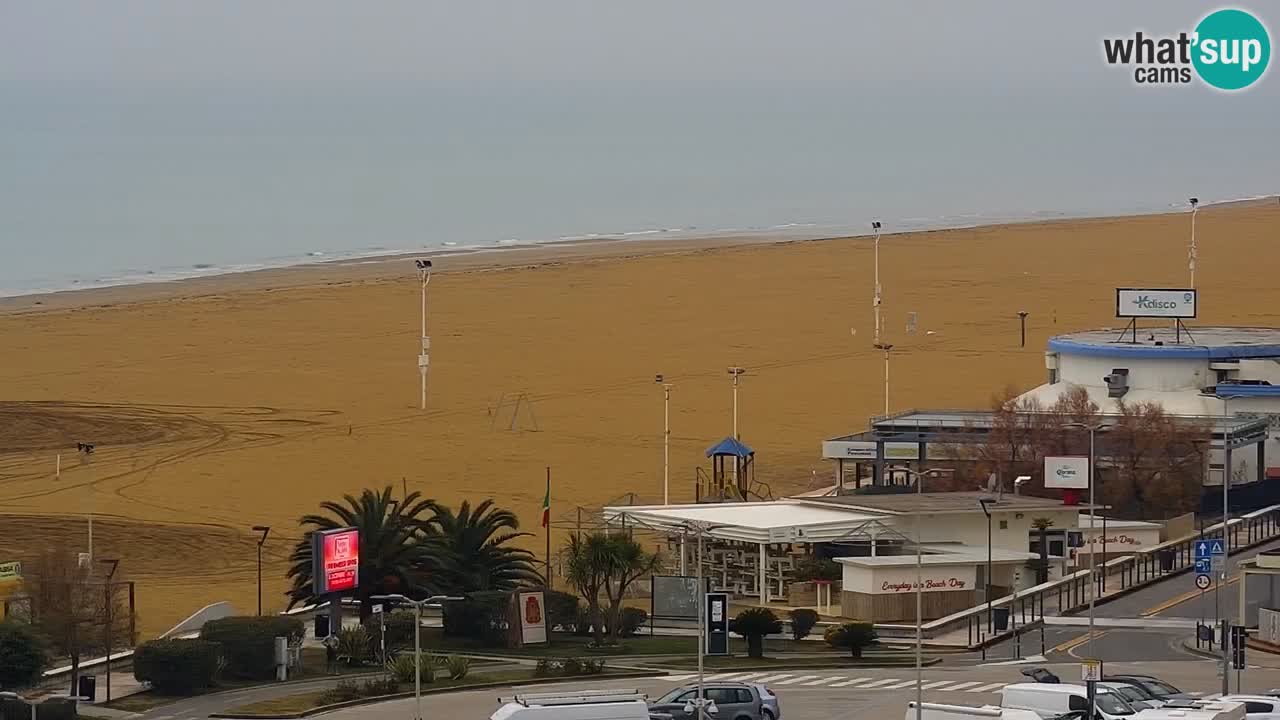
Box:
[312,527,359,595]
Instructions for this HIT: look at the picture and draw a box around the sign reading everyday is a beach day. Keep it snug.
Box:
[1115,288,1197,319]
[0,561,21,582]
[1045,456,1090,489]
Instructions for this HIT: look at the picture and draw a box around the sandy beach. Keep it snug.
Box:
[2,202,1279,636]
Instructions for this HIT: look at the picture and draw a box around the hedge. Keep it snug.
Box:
[133,639,221,695]
[441,591,510,645]
[0,619,48,690]
[543,590,580,632]
[199,616,304,680]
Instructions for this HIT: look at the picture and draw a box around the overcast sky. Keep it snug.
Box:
[3,2,1275,97]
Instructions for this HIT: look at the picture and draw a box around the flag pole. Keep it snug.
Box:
[544,466,552,590]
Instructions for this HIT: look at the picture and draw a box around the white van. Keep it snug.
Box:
[1000,682,1139,719]
[1132,699,1245,720]
[905,701,1042,720]
[490,689,653,720]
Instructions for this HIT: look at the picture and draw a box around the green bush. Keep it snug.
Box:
[0,620,48,690]
[317,677,402,706]
[534,658,556,677]
[789,608,819,641]
[199,616,305,680]
[824,622,878,657]
[380,610,417,652]
[442,591,510,645]
[543,590,580,632]
[336,626,372,666]
[385,653,435,684]
[133,639,221,695]
[444,655,470,681]
[792,555,841,582]
[729,608,783,659]
[616,607,648,637]
[531,656,604,679]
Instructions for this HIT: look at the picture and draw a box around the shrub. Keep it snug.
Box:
[729,608,783,659]
[534,658,557,677]
[199,616,304,680]
[616,607,647,638]
[336,626,372,666]
[133,639,221,695]
[444,655,470,681]
[319,679,364,704]
[442,591,510,645]
[792,555,840,582]
[824,622,878,657]
[384,654,431,684]
[562,656,584,676]
[544,590,580,632]
[380,610,418,653]
[0,620,48,690]
[360,677,399,696]
[789,608,819,641]
[582,658,605,675]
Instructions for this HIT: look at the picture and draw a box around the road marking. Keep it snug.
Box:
[663,674,696,682]
[705,672,750,680]
[1142,577,1239,616]
[828,677,872,687]
[773,675,822,685]
[937,681,982,692]
[801,676,843,686]
[967,682,1009,693]
[921,680,960,690]
[1051,629,1107,656]
[882,680,920,689]
[753,674,794,683]
[1067,631,1108,659]
[856,678,902,689]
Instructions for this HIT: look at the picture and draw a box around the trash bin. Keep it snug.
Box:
[992,607,1010,632]
[36,697,77,720]
[1159,549,1175,572]
[77,675,97,702]
[314,613,330,638]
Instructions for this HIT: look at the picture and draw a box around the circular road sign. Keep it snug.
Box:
[1195,574,1212,590]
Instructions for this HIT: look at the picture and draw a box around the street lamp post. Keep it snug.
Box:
[1065,420,1108,719]
[870,220,892,416]
[678,520,723,720]
[99,559,120,704]
[657,375,672,505]
[896,467,953,720]
[1189,197,1199,288]
[414,259,433,411]
[77,442,95,562]
[727,367,745,439]
[977,498,993,641]
[371,594,463,720]
[252,526,271,615]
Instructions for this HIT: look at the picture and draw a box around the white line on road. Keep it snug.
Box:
[752,674,794,683]
[966,682,1009,693]
[882,680,920,689]
[921,680,961,690]
[936,681,982,691]
[773,675,823,685]
[663,674,696,682]
[828,677,872,687]
[800,676,843,686]
[856,678,902,689]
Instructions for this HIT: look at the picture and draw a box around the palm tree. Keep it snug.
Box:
[562,532,661,644]
[427,499,542,594]
[1031,517,1055,584]
[286,486,443,620]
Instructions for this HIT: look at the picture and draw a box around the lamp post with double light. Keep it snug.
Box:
[370,594,463,720]
[414,259,433,410]
[677,519,726,720]
[1064,420,1109,719]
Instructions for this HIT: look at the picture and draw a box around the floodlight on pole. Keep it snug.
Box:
[1188,197,1199,289]
[656,374,672,505]
[78,442,95,564]
[870,220,892,416]
[727,367,745,439]
[252,526,271,615]
[372,593,463,720]
[1065,420,1109,720]
[414,259,433,411]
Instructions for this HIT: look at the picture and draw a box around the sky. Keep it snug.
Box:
[1,2,1276,295]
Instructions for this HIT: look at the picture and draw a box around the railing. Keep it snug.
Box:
[875,504,1280,647]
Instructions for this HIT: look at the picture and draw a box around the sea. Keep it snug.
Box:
[2,87,1277,299]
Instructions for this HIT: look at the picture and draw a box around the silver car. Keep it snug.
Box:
[650,682,781,720]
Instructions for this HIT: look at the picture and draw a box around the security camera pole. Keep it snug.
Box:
[414,259,433,410]
[871,221,892,415]
[1188,197,1199,288]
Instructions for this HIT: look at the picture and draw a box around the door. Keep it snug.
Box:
[652,690,696,720]
[706,687,754,718]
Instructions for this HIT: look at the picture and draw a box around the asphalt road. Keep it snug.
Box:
[320,660,1280,720]
[973,534,1280,664]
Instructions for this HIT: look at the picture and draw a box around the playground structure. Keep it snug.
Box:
[695,436,773,502]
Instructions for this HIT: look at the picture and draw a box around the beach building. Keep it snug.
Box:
[823,326,1280,511]
[604,491,1095,622]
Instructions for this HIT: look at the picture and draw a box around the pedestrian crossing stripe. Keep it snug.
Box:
[921,680,958,689]
[656,673,1009,694]
[800,677,842,686]
[882,680,920,689]
[856,678,903,689]
[966,683,1009,694]
[829,677,872,687]
[752,673,794,683]
[772,675,823,685]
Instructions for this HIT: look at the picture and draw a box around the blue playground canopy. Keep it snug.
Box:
[705,436,754,458]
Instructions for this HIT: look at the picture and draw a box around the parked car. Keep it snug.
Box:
[649,682,780,720]
[1217,695,1280,718]
[1104,675,1191,703]
[1000,682,1139,719]
[1098,682,1160,710]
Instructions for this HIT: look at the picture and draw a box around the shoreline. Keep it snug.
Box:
[2,195,1274,316]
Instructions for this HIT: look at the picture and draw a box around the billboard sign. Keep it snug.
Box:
[517,591,547,645]
[1116,288,1197,318]
[0,561,21,582]
[822,440,920,460]
[312,527,360,595]
[1045,456,1090,489]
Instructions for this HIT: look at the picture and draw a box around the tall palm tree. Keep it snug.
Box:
[427,499,542,594]
[286,486,443,620]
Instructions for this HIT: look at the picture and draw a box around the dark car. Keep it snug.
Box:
[1103,675,1190,702]
[650,682,780,720]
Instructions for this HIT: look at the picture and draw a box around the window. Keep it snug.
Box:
[706,688,737,705]
[736,688,754,703]
[1245,701,1275,714]
[1069,696,1087,711]
[1050,540,1065,556]
[1000,520,1009,530]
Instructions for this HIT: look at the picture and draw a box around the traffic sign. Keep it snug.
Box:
[1195,538,1225,561]
[372,603,384,615]
[1195,574,1212,590]
[1081,659,1103,682]
[1212,555,1226,578]
[1195,558,1212,574]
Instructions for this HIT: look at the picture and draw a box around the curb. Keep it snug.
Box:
[208,671,666,719]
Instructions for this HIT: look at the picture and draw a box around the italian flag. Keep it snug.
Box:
[540,480,550,528]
